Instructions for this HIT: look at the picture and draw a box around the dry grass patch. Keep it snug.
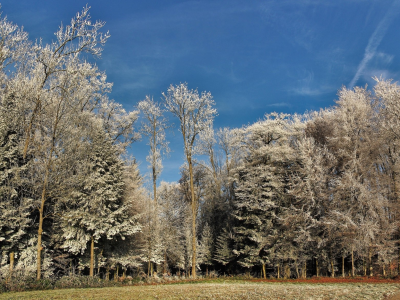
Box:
[1,282,400,299]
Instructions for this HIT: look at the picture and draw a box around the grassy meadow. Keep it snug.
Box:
[1,281,400,300]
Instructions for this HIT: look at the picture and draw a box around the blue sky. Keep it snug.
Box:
[2,0,400,183]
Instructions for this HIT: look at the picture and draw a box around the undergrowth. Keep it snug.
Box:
[0,275,125,293]
[2,273,399,294]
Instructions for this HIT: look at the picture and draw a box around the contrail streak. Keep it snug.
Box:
[349,1,400,88]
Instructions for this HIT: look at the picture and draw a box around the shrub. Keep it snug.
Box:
[54,275,123,289]
[0,275,55,293]
[0,274,127,293]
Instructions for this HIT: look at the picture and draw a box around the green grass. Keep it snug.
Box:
[1,281,400,299]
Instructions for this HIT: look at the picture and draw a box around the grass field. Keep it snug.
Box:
[1,281,400,300]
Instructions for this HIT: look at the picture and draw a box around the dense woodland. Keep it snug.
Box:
[2,7,400,281]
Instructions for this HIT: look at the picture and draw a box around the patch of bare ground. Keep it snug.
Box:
[1,281,400,300]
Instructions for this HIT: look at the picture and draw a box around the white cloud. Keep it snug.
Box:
[290,86,333,96]
[289,69,335,96]
[375,52,394,64]
[266,102,291,107]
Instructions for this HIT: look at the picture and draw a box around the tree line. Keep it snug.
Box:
[1,6,400,280]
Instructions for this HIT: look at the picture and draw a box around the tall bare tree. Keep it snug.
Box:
[138,96,170,204]
[163,83,216,277]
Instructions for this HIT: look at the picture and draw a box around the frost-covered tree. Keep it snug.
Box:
[214,227,235,268]
[138,96,170,275]
[157,181,187,274]
[139,191,164,276]
[0,8,33,276]
[0,94,33,276]
[163,83,217,277]
[0,5,141,280]
[231,113,304,278]
[138,96,169,203]
[330,86,395,276]
[374,78,400,273]
[15,6,114,279]
[197,223,213,273]
[60,126,140,277]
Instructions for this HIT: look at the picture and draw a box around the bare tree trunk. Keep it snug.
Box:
[351,249,355,277]
[69,261,72,276]
[90,236,94,277]
[36,134,56,280]
[363,257,367,276]
[36,192,45,280]
[295,260,300,278]
[342,255,345,278]
[153,166,157,204]
[106,266,110,281]
[316,259,320,277]
[189,159,197,278]
[9,252,14,277]
[331,258,335,278]
[277,264,280,279]
[262,263,266,279]
[369,247,373,276]
[152,165,158,276]
[163,251,167,274]
[303,261,307,279]
[284,263,291,279]
[97,250,102,276]
[114,265,119,282]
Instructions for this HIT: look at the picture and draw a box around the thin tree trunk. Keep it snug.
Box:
[9,252,14,276]
[316,259,320,277]
[152,163,158,275]
[351,249,355,277]
[369,247,373,276]
[69,261,72,276]
[36,193,45,280]
[189,158,197,278]
[36,135,56,280]
[153,167,157,204]
[164,251,167,274]
[106,266,110,281]
[295,260,300,278]
[262,263,266,279]
[331,258,335,278]
[342,255,345,278]
[115,265,119,281]
[364,257,367,276]
[90,236,94,277]
[286,263,291,279]
[277,264,280,279]
[97,251,102,276]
